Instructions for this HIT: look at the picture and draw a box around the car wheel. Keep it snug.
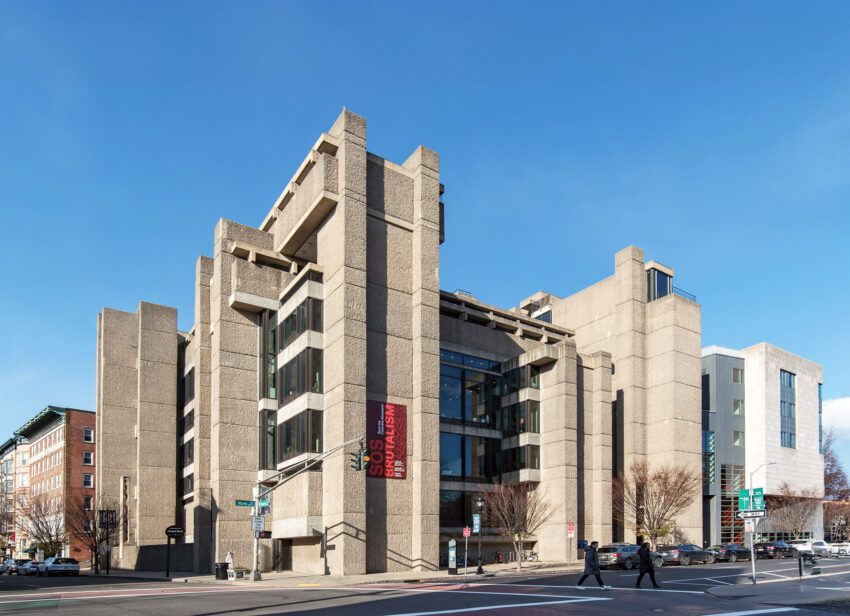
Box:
[680,555,691,566]
[729,553,738,563]
[654,557,663,568]
[623,559,635,570]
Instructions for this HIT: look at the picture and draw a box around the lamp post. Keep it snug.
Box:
[747,461,776,584]
[476,495,484,575]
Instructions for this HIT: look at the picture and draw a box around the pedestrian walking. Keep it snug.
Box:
[576,541,611,589]
[635,542,661,589]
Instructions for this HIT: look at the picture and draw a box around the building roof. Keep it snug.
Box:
[14,406,94,439]
[701,345,745,359]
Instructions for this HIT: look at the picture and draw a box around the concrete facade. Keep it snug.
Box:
[95,110,703,574]
[701,344,825,543]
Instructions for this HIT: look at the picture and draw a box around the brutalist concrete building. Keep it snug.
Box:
[96,109,703,575]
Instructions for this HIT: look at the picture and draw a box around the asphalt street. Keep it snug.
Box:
[0,557,849,615]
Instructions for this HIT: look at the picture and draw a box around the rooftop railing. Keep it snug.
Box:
[673,286,697,302]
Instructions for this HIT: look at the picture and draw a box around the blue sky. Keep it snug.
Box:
[1,1,848,466]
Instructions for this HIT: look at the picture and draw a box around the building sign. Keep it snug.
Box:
[366,401,407,480]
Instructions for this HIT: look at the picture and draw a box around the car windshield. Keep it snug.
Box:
[708,545,723,550]
[53,558,78,564]
[14,560,27,565]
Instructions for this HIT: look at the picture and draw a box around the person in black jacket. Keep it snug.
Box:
[576,541,611,589]
[635,542,661,589]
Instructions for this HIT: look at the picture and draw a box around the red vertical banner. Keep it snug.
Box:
[367,400,407,480]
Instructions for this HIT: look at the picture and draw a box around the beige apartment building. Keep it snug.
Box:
[96,109,702,575]
[0,436,29,556]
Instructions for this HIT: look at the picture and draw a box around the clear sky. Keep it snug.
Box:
[1,2,848,466]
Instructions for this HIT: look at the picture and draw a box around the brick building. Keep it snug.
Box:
[16,406,96,558]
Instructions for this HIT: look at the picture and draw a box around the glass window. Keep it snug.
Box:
[182,439,194,466]
[262,310,277,399]
[440,366,463,421]
[646,268,672,301]
[279,348,323,404]
[83,474,93,488]
[529,365,541,389]
[780,370,796,449]
[83,496,93,510]
[83,428,94,443]
[733,367,745,384]
[280,298,323,350]
[818,383,824,454]
[439,490,464,527]
[733,399,745,415]
[183,473,194,495]
[439,432,464,478]
[733,431,745,447]
[702,431,716,484]
[276,410,322,463]
[310,349,323,394]
[83,451,93,465]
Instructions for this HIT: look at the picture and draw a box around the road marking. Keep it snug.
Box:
[387,597,608,616]
[704,609,798,616]
[762,572,791,579]
[297,583,321,587]
[435,581,705,595]
[705,577,734,586]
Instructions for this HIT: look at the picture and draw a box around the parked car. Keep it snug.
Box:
[17,561,42,576]
[3,559,30,575]
[787,539,830,557]
[754,541,795,559]
[598,544,663,570]
[657,544,714,565]
[707,544,751,563]
[38,557,80,576]
[829,542,850,556]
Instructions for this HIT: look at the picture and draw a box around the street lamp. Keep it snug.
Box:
[476,495,484,575]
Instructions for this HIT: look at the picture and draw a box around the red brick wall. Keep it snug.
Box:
[64,410,96,559]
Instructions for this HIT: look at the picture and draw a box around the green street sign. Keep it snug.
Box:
[753,487,764,511]
[738,489,750,511]
[235,500,255,507]
[259,498,269,507]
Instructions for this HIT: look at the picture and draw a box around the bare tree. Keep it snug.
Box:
[824,430,850,501]
[65,497,125,573]
[17,494,66,557]
[824,500,850,542]
[613,461,702,549]
[482,482,555,571]
[767,482,820,540]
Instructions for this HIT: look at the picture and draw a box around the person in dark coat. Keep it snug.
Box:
[576,541,611,589]
[635,542,661,589]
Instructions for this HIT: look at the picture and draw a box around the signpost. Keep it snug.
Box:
[251,516,265,532]
[738,489,750,512]
[567,522,576,566]
[98,509,118,575]
[737,510,766,520]
[164,525,185,578]
[463,527,471,576]
[235,500,254,507]
[753,488,765,511]
[448,539,457,575]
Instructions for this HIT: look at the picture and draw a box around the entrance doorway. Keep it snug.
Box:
[273,539,292,571]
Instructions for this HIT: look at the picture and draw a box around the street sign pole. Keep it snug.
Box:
[750,487,756,585]
[464,534,468,577]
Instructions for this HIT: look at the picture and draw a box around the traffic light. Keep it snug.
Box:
[350,449,362,471]
[256,531,272,539]
[361,448,372,471]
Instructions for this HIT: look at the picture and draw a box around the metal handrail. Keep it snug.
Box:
[673,286,697,302]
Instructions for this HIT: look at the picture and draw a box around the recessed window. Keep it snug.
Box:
[780,369,796,449]
[83,474,93,488]
[83,428,94,443]
[83,496,93,510]
[733,368,745,384]
[733,431,745,447]
[83,451,93,465]
[733,399,745,416]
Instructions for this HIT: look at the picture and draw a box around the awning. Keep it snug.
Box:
[21,546,37,554]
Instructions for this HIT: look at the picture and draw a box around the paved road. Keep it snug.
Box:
[0,558,848,615]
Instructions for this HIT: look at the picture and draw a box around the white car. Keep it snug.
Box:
[788,539,830,557]
[38,557,80,576]
[17,561,42,576]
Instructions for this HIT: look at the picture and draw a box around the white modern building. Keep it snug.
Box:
[702,343,824,544]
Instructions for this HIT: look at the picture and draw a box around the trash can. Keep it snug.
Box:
[215,562,229,580]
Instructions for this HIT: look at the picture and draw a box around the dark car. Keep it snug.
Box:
[657,544,714,565]
[598,544,663,570]
[707,544,751,563]
[754,541,794,559]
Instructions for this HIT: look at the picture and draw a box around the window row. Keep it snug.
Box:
[280,348,324,404]
[179,368,195,408]
[439,364,542,426]
[494,401,540,435]
[259,409,324,470]
[280,298,323,351]
[439,433,541,482]
[181,438,194,467]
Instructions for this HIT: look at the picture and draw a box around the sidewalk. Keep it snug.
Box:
[102,561,584,587]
